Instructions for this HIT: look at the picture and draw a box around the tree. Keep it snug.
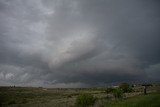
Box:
[119,83,133,93]
[142,84,152,95]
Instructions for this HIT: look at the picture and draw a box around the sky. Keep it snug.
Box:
[0,0,160,88]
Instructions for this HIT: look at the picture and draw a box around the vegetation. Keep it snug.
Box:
[0,87,67,107]
[104,93,160,107]
[75,93,96,107]
[119,83,133,93]
[104,87,115,94]
[113,88,123,99]
[0,84,159,107]
[105,87,123,99]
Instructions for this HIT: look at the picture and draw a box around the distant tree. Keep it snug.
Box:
[142,84,152,95]
[119,83,133,93]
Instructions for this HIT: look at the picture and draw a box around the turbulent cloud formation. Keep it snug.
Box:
[0,0,160,87]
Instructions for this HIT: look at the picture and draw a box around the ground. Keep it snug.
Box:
[0,85,159,107]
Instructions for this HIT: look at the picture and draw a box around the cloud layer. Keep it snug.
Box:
[0,0,160,87]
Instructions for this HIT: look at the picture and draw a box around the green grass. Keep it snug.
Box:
[104,93,160,107]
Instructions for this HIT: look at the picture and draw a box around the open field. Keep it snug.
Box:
[0,85,160,107]
[103,93,160,107]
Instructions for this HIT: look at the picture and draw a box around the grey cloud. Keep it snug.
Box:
[145,63,160,81]
[0,0,160,87]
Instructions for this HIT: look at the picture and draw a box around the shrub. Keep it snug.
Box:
[75,93,96,107]
[119,83,133,93]
[105,88,115,94]
[113,88,123,99]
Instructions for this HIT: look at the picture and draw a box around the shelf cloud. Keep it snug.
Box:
[0,0,160,87]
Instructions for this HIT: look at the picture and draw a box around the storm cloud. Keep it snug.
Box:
[0,0,160,87]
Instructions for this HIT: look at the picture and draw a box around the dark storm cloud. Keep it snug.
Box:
[0,0,160,87]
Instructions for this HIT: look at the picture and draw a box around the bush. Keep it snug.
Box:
[105,88,115,94]
[113,88,123,99]
[75,93,96,107]
[119,83,133,93]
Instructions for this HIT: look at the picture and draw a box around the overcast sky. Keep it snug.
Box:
[0,0,160,88]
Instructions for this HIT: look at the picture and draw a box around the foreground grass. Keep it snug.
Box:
[0,87,79,107]
[104,93,160,107]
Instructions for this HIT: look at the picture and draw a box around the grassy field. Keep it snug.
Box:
[0,85,159,107]
[103,93,160,107]
[0,87,79,107]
